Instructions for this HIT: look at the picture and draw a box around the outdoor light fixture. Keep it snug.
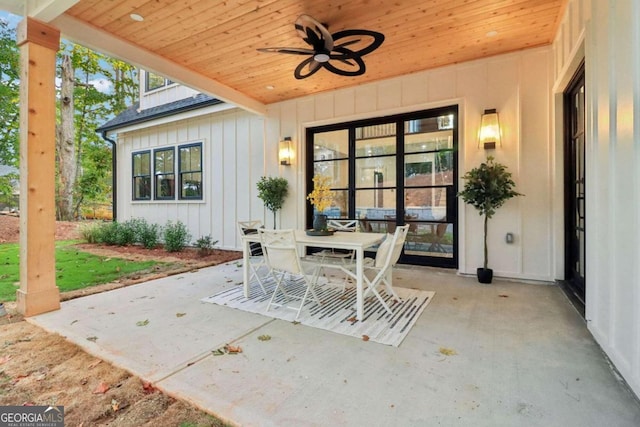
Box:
[279,137,293,166]
[478,109,501,150]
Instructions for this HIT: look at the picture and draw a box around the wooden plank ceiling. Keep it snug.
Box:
[65,0,567,105]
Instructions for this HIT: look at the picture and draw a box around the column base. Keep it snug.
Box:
[16,287,60,317]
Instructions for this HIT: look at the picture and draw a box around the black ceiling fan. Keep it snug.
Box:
[257,14,385,80]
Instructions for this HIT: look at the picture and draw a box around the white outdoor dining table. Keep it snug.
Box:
[241,229,386,321]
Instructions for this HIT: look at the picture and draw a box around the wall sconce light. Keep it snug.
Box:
[478,109,501,150]
[279,137,293,166]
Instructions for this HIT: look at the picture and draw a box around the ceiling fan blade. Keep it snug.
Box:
[294,56,323,80]
[331,29,385,57]
[335,39,361,49]
[257,47,315,55]
[295,14,334,51]
[324,51,366,77]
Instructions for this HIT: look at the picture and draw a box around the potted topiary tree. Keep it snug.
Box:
[257,176,289,229]
[458,156,522,283]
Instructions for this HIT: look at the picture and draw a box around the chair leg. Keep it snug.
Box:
[249,262,267,295]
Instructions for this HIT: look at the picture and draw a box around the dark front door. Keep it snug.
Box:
[564,63,586,304]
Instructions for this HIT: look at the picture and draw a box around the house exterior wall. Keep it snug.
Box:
[114,107,266,251]
[266,46,555,283]
[551,0,640,399]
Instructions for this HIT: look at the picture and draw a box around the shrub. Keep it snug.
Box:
[163,221,191,252]
[113,220,138,246]
[195,235,218,256]
[137,220,161,249]
[79,222,103,243]
[96,221,120,245]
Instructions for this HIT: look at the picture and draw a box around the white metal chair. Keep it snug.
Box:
[341,225,410,314]
[258,229,323,319]
[313,219,358,291]
[237,220,267,295]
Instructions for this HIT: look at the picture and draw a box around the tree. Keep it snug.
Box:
[256,176,289,228]
[55,42,137,219]
[0,20,20,208]
[458,156,522,278]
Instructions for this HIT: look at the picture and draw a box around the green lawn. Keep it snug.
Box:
[0,241,163,302]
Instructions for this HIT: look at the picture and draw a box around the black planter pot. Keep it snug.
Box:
[476,268,493,284]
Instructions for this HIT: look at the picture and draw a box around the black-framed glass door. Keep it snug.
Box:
[306,106,458,268]
[564,63,586,304]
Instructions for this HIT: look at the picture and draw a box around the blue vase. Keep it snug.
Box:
[313,214,328,231]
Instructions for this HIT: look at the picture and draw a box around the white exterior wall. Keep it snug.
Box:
[115,107,267,251]
[552,0,640,399]
[266,47,555,282]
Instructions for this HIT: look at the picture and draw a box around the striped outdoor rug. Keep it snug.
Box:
[202,276,435,347]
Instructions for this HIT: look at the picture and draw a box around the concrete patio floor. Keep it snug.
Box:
[30,262,640,427]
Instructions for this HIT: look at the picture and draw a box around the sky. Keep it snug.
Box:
[0,9,114,94]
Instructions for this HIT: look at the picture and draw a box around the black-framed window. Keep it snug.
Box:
[145,71,174,92]
[154,147,175,200]
[179,143,203,199]
[306,105,459,269]
[132,151,151,200]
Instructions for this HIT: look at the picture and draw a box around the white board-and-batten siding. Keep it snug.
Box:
[552,0,640,400]
[267,46,555,283]
[115,108,266,251]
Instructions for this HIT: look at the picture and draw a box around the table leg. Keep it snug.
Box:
[356,247,364,321]
[242,239,250,298]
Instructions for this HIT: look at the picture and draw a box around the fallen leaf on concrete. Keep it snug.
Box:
[258,335,271,341]
[86,336,98,342]
[93,382,110,394]
[224,344,242,354]
[292,320,301,325]
[347,317,357,324]
[362,335,370,342]
[176,312,186,317]
[439,347,457,356]
[498,294,509,298]
[136,319,149,327]
[212,349,225,356]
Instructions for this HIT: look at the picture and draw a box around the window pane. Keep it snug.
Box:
[311,189,348,217]
[356,123,396,157]
[180,145,201,171]
[405,222,454,258]
[313,130,349,160]
[147,72,166,91]
[133,152,150,175]
[156,174,175,198]
[313,159,348,188]
[404,188,448,221]
[155,149,174,173]
[181,172,202,198]
[405,152,454,186]
[134,177,151,200]
[355,157,396,188]
[405,116,453,154]
[355,188,396,221]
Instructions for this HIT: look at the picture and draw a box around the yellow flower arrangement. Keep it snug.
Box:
[307,175,334,212]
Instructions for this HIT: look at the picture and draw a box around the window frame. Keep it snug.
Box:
[131,150,151,201]
[178,142,203,200]
[144,71,174,93]
[153,147,176,200]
